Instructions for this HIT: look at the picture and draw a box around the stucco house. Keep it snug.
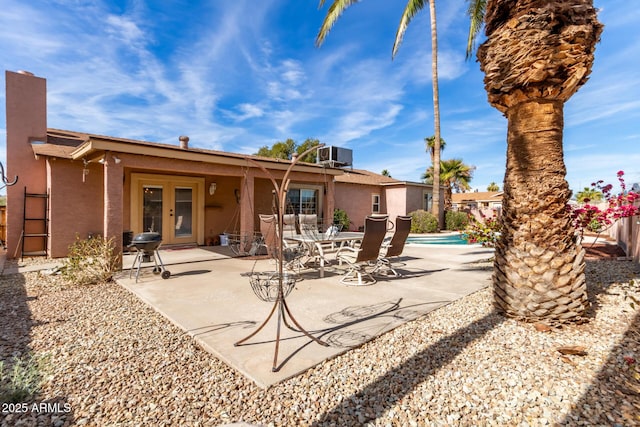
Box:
[451,191,503,211]
[334,169,442,231]
[4,70,441,260]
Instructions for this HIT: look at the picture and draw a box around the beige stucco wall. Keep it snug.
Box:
[334,182,382,231]
[48,159,104,257]
[383,185,408,225]
[203,175,243,240]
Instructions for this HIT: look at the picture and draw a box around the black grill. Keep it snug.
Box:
[128,232,171,282]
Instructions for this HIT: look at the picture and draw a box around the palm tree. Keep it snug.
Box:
[423,159,474,210]
[316,0,443,229]
[425,135,446,164]
[487,182,499,192]
[575,187,603,204]
[466,0,603,323]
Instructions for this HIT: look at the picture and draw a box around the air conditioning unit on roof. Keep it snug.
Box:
[316,146,352,168]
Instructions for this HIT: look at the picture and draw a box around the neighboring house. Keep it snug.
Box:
[451,191,503,211]
[4,70,440,259]
[334,169,444,231]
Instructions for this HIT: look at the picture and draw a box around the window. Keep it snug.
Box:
[372,194,380,213]
[424,192,433,211]
[286,188,319,214]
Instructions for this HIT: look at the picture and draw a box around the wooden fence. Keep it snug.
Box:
[604,200,640,263]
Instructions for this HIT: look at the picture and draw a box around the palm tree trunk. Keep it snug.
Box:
[476,0,602,323]
[428,0,442,230]
[493,100,588,321]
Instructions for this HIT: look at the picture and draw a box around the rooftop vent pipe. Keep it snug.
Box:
[179,135,189,149]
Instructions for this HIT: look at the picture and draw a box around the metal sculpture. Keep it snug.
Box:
[234,145,329,372]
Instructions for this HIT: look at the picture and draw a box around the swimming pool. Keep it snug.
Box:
[405,234,468,245]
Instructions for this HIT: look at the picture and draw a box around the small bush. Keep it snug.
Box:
[61,235,119,286]
[333,208,351,231]
[445,211,470,231]
[409,210,439,233]
[0,353,50,403]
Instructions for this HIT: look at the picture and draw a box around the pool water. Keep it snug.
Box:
[405,234,468,245]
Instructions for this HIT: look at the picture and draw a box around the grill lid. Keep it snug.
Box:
[133,232,162,243]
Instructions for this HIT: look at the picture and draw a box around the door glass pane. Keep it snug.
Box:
[174,187,192,237]
[143,186,163,233]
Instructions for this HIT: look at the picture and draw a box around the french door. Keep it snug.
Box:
[131,174,204,245]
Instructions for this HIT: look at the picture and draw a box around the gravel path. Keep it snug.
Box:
[1,258,639,426]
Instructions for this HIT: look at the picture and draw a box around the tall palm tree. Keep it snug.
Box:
[423,158,475,210]
[466,0,603,323]
[316,0,443,229]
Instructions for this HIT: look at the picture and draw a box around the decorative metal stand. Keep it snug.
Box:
[234,146,329,372]
[0,162,18,190]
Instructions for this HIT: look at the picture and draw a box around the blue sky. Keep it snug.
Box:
[1,0,638,194]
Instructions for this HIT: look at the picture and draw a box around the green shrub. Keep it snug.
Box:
[409,210,438,233]
[0,353,50,403]
[333,208,351,231]
[445,211,470,231]
[61,235,119,286]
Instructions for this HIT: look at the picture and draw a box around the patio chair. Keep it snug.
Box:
[282,214,298,239]
[335,215,388,286]
[298,214,318,232]
[374,215,412,277]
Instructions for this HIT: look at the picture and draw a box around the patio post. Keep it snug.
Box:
[239,169,255,243]
[103,152,124,266]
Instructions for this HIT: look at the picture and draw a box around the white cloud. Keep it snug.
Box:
[231,103,265,121]
[105,15,146,47]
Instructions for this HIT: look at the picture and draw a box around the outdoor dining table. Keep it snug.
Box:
[286,231,364,278]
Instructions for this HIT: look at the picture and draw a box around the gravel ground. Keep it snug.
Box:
[1,257,639,426]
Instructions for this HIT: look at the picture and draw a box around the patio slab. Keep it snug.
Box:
[116,243,494,388]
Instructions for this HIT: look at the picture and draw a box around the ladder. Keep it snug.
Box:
[21,187,49,259]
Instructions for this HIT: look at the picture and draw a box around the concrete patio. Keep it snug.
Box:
[116,242,494,388]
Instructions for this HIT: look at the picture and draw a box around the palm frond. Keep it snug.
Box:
[465,0,486,60]
[316,0,361,47]
[392,0,427,59]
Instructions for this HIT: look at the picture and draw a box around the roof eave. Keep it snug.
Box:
[69,138,343,175]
